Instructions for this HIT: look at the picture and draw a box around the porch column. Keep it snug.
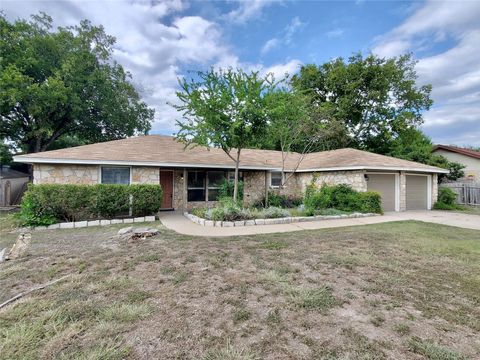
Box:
[432,173,438,204]
[182,168,187,213]
[264,170,269,207]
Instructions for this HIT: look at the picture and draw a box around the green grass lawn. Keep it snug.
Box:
[0,217,479,359]
[459,205,480,215]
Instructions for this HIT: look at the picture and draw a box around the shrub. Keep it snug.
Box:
[217,179,244,201]
[130,184,163,217]
[304,183,382,214]
[437,187,457,206]
[267,192,302,208]
[208,198,252,221]
[304,184,333,210]
[18,184,163,226]
[193,201,289,222]
[191,208,207,218]
[262,206,290,219]
[357,191,383,214]
[94,184,130,218]
[433,187,464,211]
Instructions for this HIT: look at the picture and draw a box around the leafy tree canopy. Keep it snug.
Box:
[291,53,433,153]
[0,13,154,154]
[173,67,276,200]
[388,128,465,181]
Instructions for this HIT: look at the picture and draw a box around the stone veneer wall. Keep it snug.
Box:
[296,171,368,193]
[173,170,184,210]
[432,173,438,204]
[131,166,159,184]
[33,164,99,184]
[243,171,267,206]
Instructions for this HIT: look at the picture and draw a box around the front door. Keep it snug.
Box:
[159,170,174,209]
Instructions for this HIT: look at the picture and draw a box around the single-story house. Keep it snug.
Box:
[433,145,480,182]
[0,166,30,207]
[13,135,448,212]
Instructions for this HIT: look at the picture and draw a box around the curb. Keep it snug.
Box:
[184,212,381,227]
[32,215,157,231]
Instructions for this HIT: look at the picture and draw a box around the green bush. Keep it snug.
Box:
[130,184,164,217]
[267,192,303,208]
[94,184,130,218]
[262,206,290,218]
[304,183,382,214]
[17,183,163,226]
[433,187,463,211]
[217,179,244,201]
[437,187,457,206]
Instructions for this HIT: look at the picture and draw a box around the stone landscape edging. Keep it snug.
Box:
[184,212,381,227]
[32,216,156,231]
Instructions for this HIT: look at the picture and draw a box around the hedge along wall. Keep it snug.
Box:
[19,184,163,226]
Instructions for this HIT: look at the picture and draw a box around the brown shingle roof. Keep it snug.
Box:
[14,135,447,173]
[433,145,480,160]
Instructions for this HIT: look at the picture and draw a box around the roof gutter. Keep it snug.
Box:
[12,157,449,174]
[292,165,449,174]
[12,156,282,171]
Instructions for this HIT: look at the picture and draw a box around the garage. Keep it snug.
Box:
[406,174,429,210]
[366,173,397,212]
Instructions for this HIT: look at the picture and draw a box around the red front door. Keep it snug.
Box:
[159,170,174,209]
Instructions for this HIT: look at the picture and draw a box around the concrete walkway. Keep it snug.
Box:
[159,210,480,237]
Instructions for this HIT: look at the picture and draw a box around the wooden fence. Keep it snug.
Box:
[441,183,480,206]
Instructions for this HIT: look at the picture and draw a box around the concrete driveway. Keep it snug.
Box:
[159,210,480,237]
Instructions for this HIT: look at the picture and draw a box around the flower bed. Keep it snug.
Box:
[186,184,383,227]
[185,211,380,227]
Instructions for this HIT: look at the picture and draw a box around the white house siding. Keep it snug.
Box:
[433,149,480,182]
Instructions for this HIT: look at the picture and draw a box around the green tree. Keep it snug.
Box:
[291,53,433,153]
[0,140,13,165]
[0,13,154,154]
[388,128,465,181]
[173,68,275,201]
[264,89,336,185]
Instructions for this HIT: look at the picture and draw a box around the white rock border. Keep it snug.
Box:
[32,215,157,231]
[184,212,380,227]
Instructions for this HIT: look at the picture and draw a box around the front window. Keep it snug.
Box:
[187,170,229,202]
[187,171,206,202]
[101,167,130,184]
[270,171,282,187]
[207,171,226,201]
[228,171,243,182]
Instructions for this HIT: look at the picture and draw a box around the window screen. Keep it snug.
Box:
[270,172,282,187]
[101,167,130,184]
[187,171,206,202]
[207,171,226,201]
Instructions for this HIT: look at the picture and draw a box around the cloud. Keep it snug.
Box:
[262,59,302,80]
[261,16,305,55]
[284,16,304,43]
[326,28,344,39]
[372,0,480,146]
[225,0,275,24]
[373,0,480,57]
[422,103,480,145]
[261,38,280,55]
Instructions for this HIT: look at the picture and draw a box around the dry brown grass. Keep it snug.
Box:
[0,218,479,359]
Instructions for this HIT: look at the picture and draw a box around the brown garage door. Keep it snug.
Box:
[406,175,428,210]
[367,174,396,211]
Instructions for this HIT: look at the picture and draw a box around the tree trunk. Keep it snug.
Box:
[233,148,241,203]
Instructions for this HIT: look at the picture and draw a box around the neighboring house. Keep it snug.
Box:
[13,135,448,212]
[0,166,30,207]
[433,145,480,182]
